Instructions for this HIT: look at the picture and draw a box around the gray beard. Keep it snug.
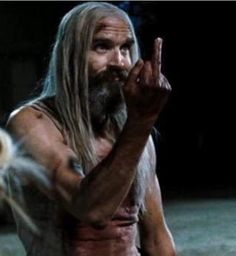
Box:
[89,80,126,133]
[88,66,128,132]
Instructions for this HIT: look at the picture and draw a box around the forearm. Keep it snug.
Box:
[68,118,155,224]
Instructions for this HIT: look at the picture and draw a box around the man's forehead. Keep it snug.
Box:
[95,16,131,34]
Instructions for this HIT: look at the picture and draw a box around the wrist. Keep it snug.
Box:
[126,114,157,128]
[121,117,155,142]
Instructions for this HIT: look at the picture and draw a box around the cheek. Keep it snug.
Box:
[88,52,108,74]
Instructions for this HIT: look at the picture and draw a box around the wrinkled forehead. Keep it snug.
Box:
[94,16,132,37]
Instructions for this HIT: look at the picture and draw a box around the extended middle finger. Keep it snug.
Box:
[152,37,162,82]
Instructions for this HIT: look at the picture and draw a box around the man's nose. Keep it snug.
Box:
[109,49,124,68]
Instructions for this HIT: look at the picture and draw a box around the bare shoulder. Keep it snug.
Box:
[6,105,74,171]
[7,105,62,143]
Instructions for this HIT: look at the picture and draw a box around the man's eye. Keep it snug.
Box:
[94,43,109,53]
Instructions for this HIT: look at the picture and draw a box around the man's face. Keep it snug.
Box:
[88,16,133,77]
[88,16,134,129]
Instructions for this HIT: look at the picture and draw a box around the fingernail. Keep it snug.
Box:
[156,37,163,46]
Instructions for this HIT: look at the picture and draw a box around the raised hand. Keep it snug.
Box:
[123,38,172,123]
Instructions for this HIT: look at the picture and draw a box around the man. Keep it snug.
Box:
[7,2,176,256]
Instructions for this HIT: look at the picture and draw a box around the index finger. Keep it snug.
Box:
[152,37,162,80]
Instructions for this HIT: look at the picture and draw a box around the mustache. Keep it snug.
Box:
[89,67,129,86]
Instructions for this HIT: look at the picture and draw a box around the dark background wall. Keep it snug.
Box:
[0,1,235,198]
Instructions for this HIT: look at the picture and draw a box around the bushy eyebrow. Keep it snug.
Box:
[92,37,134,47]
[92,38,113,47]
[123,38,135,46]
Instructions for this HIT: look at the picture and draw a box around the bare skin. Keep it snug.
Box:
[7,16,175,256]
